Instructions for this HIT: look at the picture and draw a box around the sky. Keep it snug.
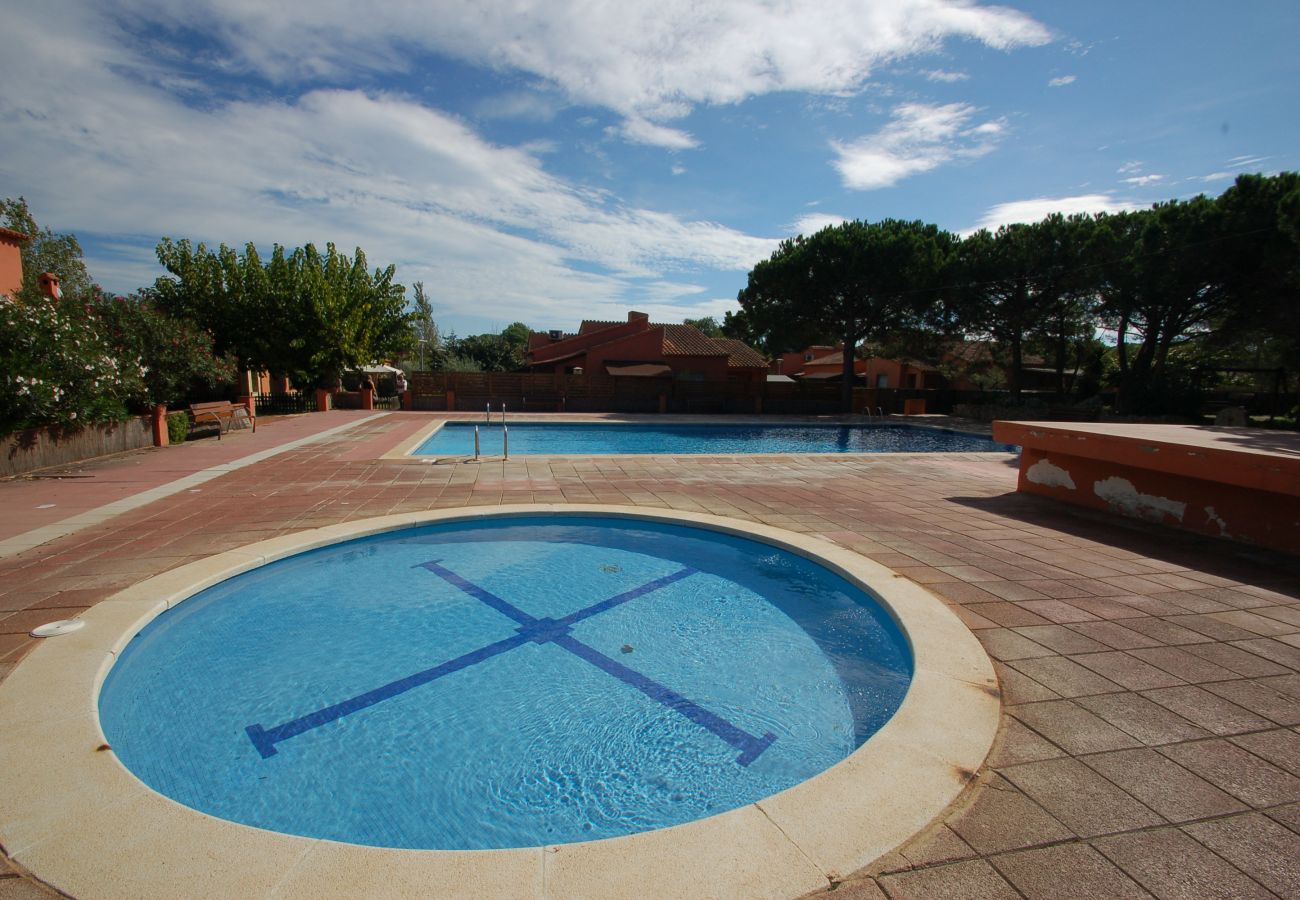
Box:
[1,1,1297,337]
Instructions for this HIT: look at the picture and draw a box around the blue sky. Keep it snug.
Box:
[1,0,1296,337]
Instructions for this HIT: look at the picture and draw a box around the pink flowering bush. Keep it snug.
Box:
[0,291,141,432]
[0,289,234,434]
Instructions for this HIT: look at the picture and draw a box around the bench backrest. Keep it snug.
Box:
[191,401,237,414]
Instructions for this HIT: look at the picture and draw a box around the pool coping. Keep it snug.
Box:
[384,415,1014,462]
[0,505,999,900]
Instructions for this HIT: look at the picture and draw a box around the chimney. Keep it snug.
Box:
[39,272,61,300]
[628,310,649,324]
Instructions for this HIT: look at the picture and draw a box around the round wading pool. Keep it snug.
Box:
[98,516,913,850]
[0,507,998,898]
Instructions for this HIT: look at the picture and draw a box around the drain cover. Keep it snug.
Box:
[31,619,85,638]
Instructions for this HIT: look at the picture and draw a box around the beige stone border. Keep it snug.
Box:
[0,505,998,900]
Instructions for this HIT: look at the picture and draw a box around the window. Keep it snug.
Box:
[876,374,889,388]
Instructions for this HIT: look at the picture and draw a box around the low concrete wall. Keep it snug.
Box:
[994,420,1300,556]
[1,415,154,477]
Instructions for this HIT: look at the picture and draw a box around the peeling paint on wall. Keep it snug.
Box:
[1093,476,1187,523]
[1026,458,1077,490]
[1204,506,1229,537]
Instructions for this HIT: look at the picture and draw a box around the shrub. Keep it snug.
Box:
[167,411,190,444]
[0,292,140,433]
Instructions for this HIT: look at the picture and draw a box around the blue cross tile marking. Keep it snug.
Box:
[245,559,777,766]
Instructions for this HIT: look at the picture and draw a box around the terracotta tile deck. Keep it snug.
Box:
[2,411,1299,898]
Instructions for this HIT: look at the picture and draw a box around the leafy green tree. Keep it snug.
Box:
[152,239,412,388]
[441,322,530,372]
[1212,173,1300,378]
[0,197,94,303]
[1089,197,1245,412]
[738,219,956,410]
[95,291,236,407]
[955,215,1093,398]
[683,316,723,338]
[410,281,442,370]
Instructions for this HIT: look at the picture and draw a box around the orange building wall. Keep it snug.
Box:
[0,231,27,298]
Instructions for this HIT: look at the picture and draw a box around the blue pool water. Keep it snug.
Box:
[99,517,912,850]
[414,421,1014,456]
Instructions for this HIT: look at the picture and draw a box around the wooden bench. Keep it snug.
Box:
[189,401,255,439]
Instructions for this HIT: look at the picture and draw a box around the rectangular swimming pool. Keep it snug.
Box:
[413,422,1018,456]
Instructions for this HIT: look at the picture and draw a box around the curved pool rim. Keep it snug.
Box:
[0,505,1000,900]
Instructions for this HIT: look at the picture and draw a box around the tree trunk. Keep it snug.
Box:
[1008,335,1023,398]
[840,336,856,413]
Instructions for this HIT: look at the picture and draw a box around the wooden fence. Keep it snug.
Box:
[408,372,1002,416]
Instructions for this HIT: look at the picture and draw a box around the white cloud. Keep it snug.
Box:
[965,194,1143,234]
[104,0,1050,146]
[790,213,851,235]
[1197,172,1234,183]
[1121,174,1164,186]
[831,102,1006,190]
[610,117,700,150]
[0,2,776,331]
[1117,160,1144,174]
[1047,75,1076,87]
[922,69,970,83]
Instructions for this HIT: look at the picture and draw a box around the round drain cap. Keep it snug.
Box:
[31,619,86,638]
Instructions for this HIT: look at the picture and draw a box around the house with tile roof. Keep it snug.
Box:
[526,311,769,385]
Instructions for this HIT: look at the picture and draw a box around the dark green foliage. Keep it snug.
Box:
[95,291,236,407]
[738,219,956,410]
[151,239,413,388]
[167,411,191,443]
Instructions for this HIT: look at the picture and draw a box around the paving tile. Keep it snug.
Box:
[1201,679,1300,726]
[1253,604,1300,628]
[817,877,887,899]
[1183,643,1291,678]
[975,628,1054,661]
[1011,624,1111,655]
[986,717,1065,768]
[1081,747,1248,822]
[1269,801,1300,836]
[993,662,1060,704]
[1001,757,1163,838]
[877,859,1020,900]
[0,876,60,899]
[1230,637,1300,669]
[1062,595,1151,619]
[966,601,1053,628]
[1184,813,1300,897]
[1231,729,1300,777]
[1092,827,1274,900]
[1118,617,1213,645]
[989,841,1151,899]
[946,777,1073,854]
[897,825,977,869]
[1015,599,1099,624]
[1209,609,1298,637]
[1127,647,1239,683]
[1168,614,1266,642]
[1009,700,1144,755]
[1074,692,1211,746]
[1066,621,1164,651]
[1006,657,1124,699]
[1141,685,1276,736]
[1070,651,1187,691]
[1159,738,1300,808]
[1259,673,1300,700]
